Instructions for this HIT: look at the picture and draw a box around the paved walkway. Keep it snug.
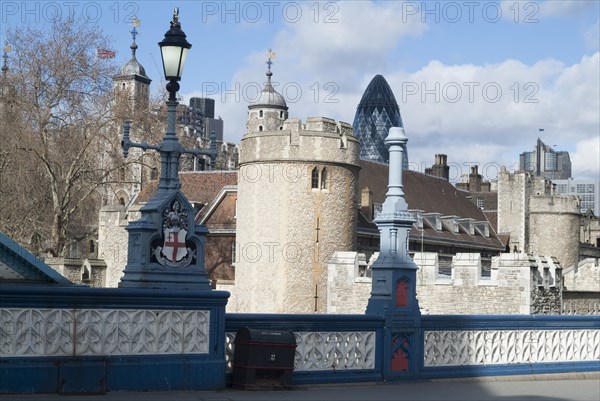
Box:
[6,373,600,401]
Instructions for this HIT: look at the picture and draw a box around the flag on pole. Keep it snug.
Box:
[97,48,116,59]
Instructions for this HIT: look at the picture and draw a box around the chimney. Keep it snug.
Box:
[469,165,482,192]
[429,154,450,180]
[361,187,373,220]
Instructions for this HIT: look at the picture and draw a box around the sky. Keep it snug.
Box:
[1,0,599,181]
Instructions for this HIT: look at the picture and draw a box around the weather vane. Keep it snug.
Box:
[267,48,275,71]
[130,15,140,41]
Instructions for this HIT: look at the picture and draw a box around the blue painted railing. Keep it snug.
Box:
[225,313,600,384]
[0,284,229,393]
[225,313,385,384]
[419,315,600,379]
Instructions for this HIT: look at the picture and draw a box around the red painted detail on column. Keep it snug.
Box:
[391,337,409,371]
[395,278,408,307]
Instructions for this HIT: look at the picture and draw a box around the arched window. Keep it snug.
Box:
[259,110,263,118]
[119,197,126,206]
[311,167,319,189]
[320,168,328,189]
[258,125,263,132]
[89,239,95,255]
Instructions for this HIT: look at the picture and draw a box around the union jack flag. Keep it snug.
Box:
[97,48,116,59]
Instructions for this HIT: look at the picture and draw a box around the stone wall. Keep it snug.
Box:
[529,194,580,268]
[415,253,534,315]
[497,168,580,268]
[530,287,561,314]
[326,252,569,315]
[563,258,600,292]
[497,168,529,252]
[327,252,372,314]
[562,258,600,314]
[234,117,359,314]
[45,258,107,287]
[563,292,600,315]
[97,205,131,287]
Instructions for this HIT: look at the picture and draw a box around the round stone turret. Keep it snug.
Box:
[235,116,360,313]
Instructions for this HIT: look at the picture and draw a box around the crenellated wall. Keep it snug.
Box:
[562,258,600,315]
[327,252,566,315]
[497,168,580,268]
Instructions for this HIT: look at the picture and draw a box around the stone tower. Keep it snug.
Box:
[498,167,580,268]
[112,20,151,118]
[108,20,154,206]
[235,54,360,313]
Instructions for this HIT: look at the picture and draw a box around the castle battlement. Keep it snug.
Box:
[240,116,359,166]
[327,251,565,315]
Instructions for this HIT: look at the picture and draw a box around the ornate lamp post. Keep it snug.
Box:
[119,8,216,290]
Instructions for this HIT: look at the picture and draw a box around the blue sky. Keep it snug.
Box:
[2,0,599,180]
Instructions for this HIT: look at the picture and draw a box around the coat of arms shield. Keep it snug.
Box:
[163,227,188,262]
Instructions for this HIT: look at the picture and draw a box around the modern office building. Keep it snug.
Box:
[353,74,407,166]
[184,97,223,140]
[553,179,600,215]
[519,138,572,180]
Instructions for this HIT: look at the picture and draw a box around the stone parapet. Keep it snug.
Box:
[239,117,359,167]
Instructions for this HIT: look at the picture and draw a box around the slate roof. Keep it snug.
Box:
[358,160,505,252]
[0,232,72,284]
[135,164,503,252]
[135,171,238,205]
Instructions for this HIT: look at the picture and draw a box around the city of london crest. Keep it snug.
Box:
[153,200,195,267]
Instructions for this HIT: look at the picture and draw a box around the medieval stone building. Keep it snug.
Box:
[91,64,599,315]
[235,65,359,313]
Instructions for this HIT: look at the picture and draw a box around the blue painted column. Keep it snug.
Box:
[366,127,422,380]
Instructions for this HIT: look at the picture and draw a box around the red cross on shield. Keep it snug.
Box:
[163,229,188,262]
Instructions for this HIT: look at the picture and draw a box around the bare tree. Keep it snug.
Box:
[0,19,126,257]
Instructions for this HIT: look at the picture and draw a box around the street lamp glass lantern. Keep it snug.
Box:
[158,9,192,81]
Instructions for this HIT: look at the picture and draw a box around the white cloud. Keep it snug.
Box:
[381,53,599,180]
[584,19,600,51]
[571,135,600,180]
[272,1,427,87]
[183,1,599,182]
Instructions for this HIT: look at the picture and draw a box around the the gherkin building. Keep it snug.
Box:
[353,74,407,166]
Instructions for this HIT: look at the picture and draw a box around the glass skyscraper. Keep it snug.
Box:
[519,138,572,180]
[353,74,406,165]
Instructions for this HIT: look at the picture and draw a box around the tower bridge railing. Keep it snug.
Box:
[225,313,599,384]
